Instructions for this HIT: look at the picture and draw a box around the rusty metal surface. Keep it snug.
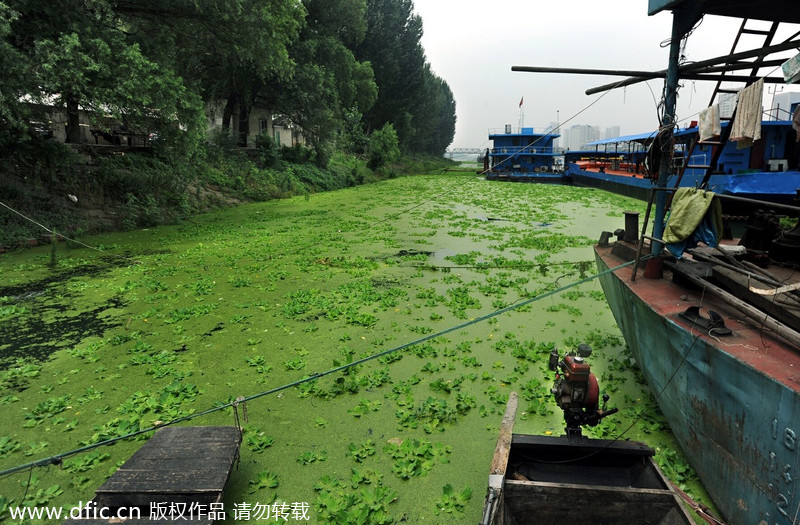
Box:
[595,243,800,524]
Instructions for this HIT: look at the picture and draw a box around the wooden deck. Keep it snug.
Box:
[63,426,241,524]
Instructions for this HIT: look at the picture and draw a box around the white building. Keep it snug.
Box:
[563,125,600,151]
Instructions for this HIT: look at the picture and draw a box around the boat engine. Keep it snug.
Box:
[549,344,617,439]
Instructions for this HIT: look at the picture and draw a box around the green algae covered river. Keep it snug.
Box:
[0,174,712,523]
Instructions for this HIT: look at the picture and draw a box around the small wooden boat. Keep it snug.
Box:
[481,392,695,525]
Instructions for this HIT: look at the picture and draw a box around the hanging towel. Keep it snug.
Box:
[729,79,764,149]
[699,104,721,142]
[663,187,723,258]
[792,105,800,142]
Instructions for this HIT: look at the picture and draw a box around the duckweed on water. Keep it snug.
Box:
[0,174,713,523]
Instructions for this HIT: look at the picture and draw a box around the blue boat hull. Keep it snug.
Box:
[569,164,800,207]
[485,172,567,183]
[595,245,800,525]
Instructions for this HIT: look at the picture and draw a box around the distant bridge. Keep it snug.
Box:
[445,147,485,159]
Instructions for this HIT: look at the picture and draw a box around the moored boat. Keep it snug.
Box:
[485,126,565,182]
[481,391,695,525]
[595,230,800,525]
[566,121,800,212]
[513,1,800,523]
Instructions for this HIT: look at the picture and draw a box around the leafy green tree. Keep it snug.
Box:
[122,0,305,147]
[0,3,30,148]
[5,0,206,152]
[356,0,425,146]
[356,0,455,155]
[408,65,456,155]
[342,107,370,154]
[368,122,400,170]
[269,0,377,165]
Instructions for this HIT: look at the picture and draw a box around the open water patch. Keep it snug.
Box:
[0,256,135,366]
[0,290,127,366]
[0,254,136,300]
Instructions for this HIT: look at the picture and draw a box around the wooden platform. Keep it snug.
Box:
[64,426,241,524]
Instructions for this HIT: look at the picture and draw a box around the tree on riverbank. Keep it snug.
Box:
[0,0,455,158]
[0,0,458,247]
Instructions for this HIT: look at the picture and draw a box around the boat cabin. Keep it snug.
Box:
[487,126,562,180]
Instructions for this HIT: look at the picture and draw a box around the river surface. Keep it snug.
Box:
[0,174,710,522]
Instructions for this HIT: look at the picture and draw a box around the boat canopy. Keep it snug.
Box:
[648,0,800,24]
[586,131,657,147]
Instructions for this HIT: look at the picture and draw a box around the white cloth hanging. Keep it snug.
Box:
[698,104,721,142]
[729,79,764,149]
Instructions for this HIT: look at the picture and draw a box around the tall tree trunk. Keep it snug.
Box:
[222,92,237,131]
[65,92,82,144]
[238,103,250,147]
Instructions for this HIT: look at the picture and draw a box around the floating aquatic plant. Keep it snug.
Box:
[433,484,472,515]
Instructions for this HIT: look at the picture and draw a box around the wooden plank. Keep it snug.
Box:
[92,426,241,510]
[490,391,518,476]
[509,433,654,456]
[481,392,518,525]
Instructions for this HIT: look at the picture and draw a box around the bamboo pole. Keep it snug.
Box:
[677,270,800,350]
[687,251,800,308]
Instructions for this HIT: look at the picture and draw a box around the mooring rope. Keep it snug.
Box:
[0,255,644,479]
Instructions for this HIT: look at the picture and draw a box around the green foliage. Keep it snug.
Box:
[357,0,456,153]
[0,436,21,458]
[25,395,71,425]
[656,447,698,486]
[63,451,110,473]
[433,484,472,515]
[383,438,451,479]
[0,358,41,391]
[297,450,328,465]
[255,132,279,168]
[313,473,398,524]
[348,439,377,463]
[249,470,279,493]
[367,123,400,171]
[244,425,275,453]
[348,399,383,418]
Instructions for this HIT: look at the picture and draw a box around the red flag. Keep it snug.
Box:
[519,97,524,108]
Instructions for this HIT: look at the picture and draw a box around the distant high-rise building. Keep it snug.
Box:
[564,125,600,151]
[718,93,737,119]
[604,126,621,139]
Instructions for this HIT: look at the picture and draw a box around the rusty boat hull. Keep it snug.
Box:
[595,242,800,524]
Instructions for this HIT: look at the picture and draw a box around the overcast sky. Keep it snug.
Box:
[412,0,800,149]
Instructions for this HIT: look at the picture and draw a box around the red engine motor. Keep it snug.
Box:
[549,344,617,439]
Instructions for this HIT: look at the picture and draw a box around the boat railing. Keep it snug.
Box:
[488,127,559,135]
[491,146,559,155]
